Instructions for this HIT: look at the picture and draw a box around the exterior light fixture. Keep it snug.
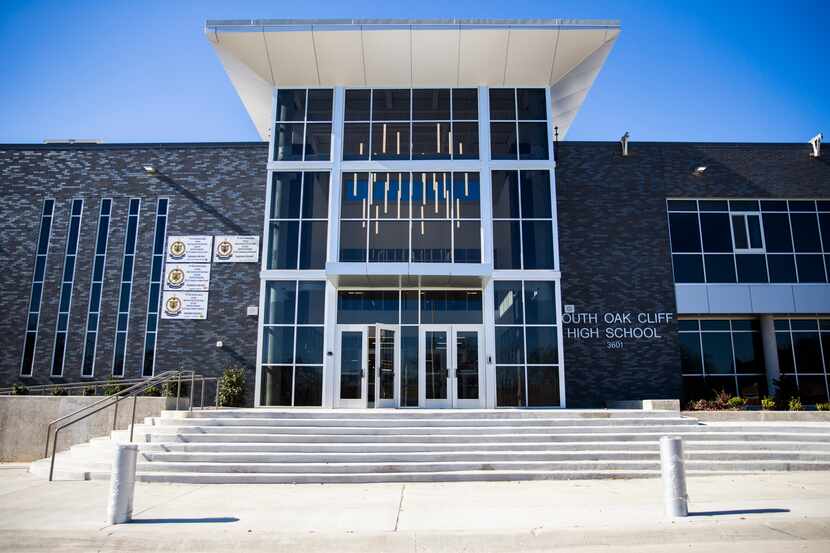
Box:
[693,166,707,175]
[809,133,822,158]
[143,165,157,175]
[620,132,630,157]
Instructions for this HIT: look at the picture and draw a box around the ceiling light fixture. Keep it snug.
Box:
[143,165,157,175]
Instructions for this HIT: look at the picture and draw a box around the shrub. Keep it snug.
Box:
[103,380,127,396]
[815,402,830,412]
[12,383,29,395]
[727,396,746,409]
[143,385,161,397]
[82,386,97,396]
[218,367,246,408]
[761,396,776,410]
[51,387,68,396]
[773,377,798,409]
[712,389,733,409]
[163,380,190,398]
[788,397,803,411]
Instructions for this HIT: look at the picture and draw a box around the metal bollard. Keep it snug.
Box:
[107,444,138,524]
[659,436,688,517]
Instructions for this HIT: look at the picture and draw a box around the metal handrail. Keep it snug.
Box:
[44,370,216,481]
[0,377,150,395]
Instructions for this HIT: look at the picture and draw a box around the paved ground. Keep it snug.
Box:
[1,464,829,552]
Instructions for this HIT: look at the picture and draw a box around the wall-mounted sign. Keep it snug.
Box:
[163,263,211,292]
[166,236,213,263]
[161,291,208,320]
[213,235,260,263]
[561,310,675,349]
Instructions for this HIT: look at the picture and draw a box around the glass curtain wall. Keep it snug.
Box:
[775,319,830,403]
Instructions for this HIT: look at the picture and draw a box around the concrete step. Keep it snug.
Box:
[76,440,830,454]
[137,431,830,444]
[69,458,830,475]
[163,409,684,420]
[151,416,699,428]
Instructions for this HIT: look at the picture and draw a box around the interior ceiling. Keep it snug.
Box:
[205,21,620,140]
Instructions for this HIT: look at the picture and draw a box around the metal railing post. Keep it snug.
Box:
[200,378,206,409]
[112,398,119,431]
[189,372,195,412]
[48,429,59,482]
[175,372,182,411]
[129,395,138,442]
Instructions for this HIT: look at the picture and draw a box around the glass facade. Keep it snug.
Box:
[678,319,767,402]
[20,198,55,377]
[262,84,561,408]
[81,199,112,378]
[339,171,481,263]
[112,198,141,377]
[343,89,479,161]
[274,89,333,162]
[775,319,830,403]
[668,199,830,284]
[261,281,326,406]
[51,199,84,377]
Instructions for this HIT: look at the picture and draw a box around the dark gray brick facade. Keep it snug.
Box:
[556,141,830,406]
[2,141,829,407]
[0,143,268,405]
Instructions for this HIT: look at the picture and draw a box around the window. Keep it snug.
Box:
[261,281,326,406]
[51,199,84,377]
[489,88,548,160]
[81,199,112,378]
[274,89,333,161]
[20,198,55,377]
[339,171,481,264]
[141,198,168,377]
[267,172,329,270]
[493,281,560,407]
[343,88,479,161]
[679,319,767,403]
[492,170,554,269]
[668,199,830,284]
[112,198,141,377]
[775,319,830,403]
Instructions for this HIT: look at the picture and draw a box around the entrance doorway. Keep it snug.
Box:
[335,325,400,408]
[334,324,483,408]
[420,325,484,408]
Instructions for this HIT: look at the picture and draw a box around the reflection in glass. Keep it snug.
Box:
[304,123,331,161]
[261,366,292,406]
[339,331,363,400]
[496,326,524,364]
[456,331,479,399]
[378,329,395,400]
[490,122,517,160]
[264,282,295,324]
[294,366,323,406]
[299,221,327,269]
[496,366,524,407]
[275,123,304,161]
[262,327,294,364]
[425,331,448,400]
[295,326,324,364]
[268,221,299,269]
[524,282,556,324]
[275,89,305,121]
[518,122,548,160]
[527,366,559,406]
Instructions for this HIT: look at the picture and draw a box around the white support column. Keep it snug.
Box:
[107,444,138,524]
[482,277,497,408]
[322,279,338,408]
[760,315,780,396]
[327,86,345,265]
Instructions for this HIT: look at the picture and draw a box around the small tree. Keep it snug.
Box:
[51,387,68,396]
[217,367,246,407]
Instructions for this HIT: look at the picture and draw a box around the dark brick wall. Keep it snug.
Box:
[0,143,268,405]
[556,142,830,407]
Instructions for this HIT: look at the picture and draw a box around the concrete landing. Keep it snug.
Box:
[2,464,830,552]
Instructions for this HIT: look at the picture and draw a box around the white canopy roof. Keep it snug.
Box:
[205,19,620,140]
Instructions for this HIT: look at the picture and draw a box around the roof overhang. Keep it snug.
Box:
[205,19,621,140]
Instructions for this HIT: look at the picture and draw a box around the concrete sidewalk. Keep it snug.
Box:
[1,464,829,552]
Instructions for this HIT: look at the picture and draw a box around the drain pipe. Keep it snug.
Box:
[107,443,138,524]
[659,436,688,517]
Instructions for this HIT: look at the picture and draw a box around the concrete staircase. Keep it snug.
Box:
[30,409,830,483]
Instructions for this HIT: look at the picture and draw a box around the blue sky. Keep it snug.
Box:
[0,0,826,143]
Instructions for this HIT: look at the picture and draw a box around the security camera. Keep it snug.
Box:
[216,340,223,349]
[809,133,822,158]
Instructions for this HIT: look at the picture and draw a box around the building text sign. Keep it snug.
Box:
[562,311,674,349]
[163,263,211,292]
[166,236,213,263]
[213,235,260,263]
[161,291,208,320]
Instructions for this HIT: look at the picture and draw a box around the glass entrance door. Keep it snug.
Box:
[335,326,367,408]
[374,325,399,408]
[420,325,484,408]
